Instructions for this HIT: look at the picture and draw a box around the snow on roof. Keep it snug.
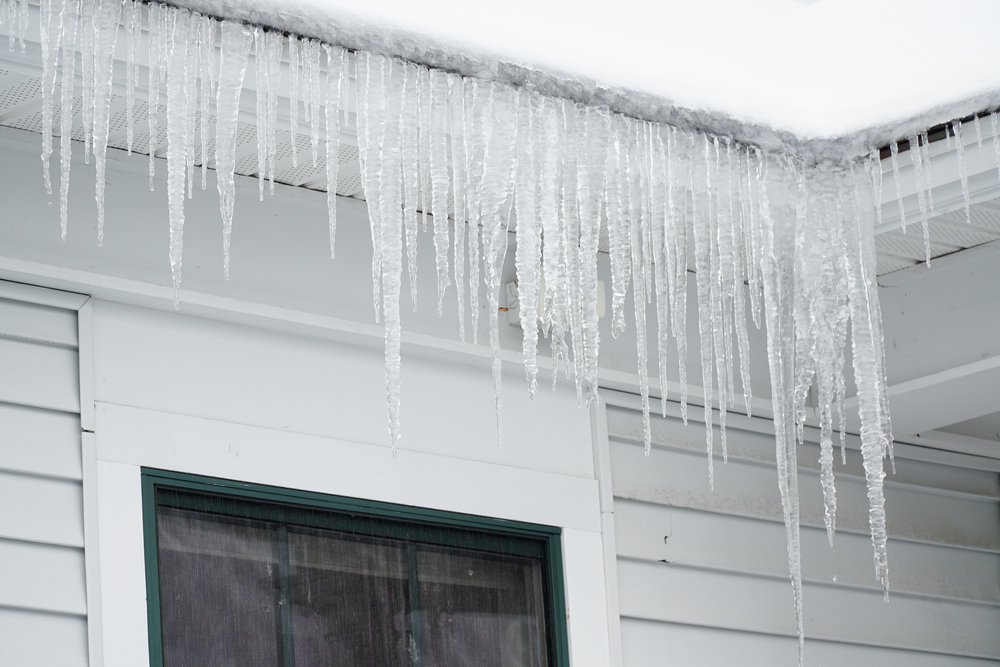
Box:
[172,0,1000,155]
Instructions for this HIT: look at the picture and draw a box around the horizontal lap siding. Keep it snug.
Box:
[0,296,87,667]
[607,404,1000,666]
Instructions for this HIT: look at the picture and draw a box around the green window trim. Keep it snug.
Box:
[140,468,571,667]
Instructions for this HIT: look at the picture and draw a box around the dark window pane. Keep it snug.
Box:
[157,507,283,667]
[288,529,410,667]
[417,546,549,667]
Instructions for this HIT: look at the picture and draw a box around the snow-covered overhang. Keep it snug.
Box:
[157,0,1000,158]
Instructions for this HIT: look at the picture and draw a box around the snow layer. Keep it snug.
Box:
[159,0,1000,159]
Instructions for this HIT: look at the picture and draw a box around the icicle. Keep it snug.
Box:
[650,126,670,417]
[123,0,135,156]
[287,36,300,169]
[466,80,488,345]
[606,124,629,340]
[691,133,716,483]
[954,120,971,224]
[79,0,94,164]
[429,69,452,314]
[91,0,124,245]
[514,88,540,396]
[581,107,609,405]
[357,52,387,322]
[992,112,1000,185]
[264,30,282,195]
[324,45,345,257]
[39,0,63,198]
[129,0,141,152]
[919,132,934,217]
[58,0,80,240]
[376,58,405,454]
[888,141,905,233]
[199,15,214,191]
[730,145,753,415]
[417,67,432,234]
[400,62,420,309]
[907,135,931,265]
[449,73,467,339]
[975,114,984,153]
[306,39,321,168]
[165,7,191,308]
[254,28,268,200]
[147,1,161,191]
[183,14,201,200]
[214,20,253,280]
[667,127,689,422]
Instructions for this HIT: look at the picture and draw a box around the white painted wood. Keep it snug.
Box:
[0,607,89,667]
[78,300,94,433]
[0,403,82,479]
[617,558,1000,657]
[90,301,595,481]
[0,539,87,615]
[0,471,84,547]
[82,432,103,667]
[591,396,624,667]
[610,436,1000,552]
[608,400,1000,665]
[562,527,613,667]
[96,461,149,667]
[0,279,89,311]
[615,500,1000,604]
[94,401,601,532]
[0,337,80,413]
[0,297,78,347]
[620,617,1000,667]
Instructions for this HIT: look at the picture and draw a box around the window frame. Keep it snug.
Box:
[140,467,571,667]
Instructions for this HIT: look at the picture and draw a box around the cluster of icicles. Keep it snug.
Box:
[22,0,899,663]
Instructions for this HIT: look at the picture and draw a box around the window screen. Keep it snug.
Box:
[142,471,567,667]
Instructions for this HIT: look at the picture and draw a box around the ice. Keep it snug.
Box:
[448,73,466,338]
[287,36,300,168]
[954,120,971,224]
[907,135,931,265]
[401,62,420,309]
[79,0,93,163]
[627,120,652,453]
[214,19,252,280]
[692,132,716,482]
[324,45,345,257]
[91,0,123,245]
[123,0,135,155]
[253,28,267,200]
[147,1,161,191]
[993,112,1000,183]
[605,124,629,340]
[919,131,935,216]
[888,140,905,233]
[165,6,191,309]
[466,79,487,345]
[264,30,281,195]
[869,147,882,227]
[39,0,61,197]
[514,88,540,396]
[58,0,79,239]
[429,69,451,315]
[199,14,214,191]
[183,14,200,200]
[305,39,321,168]
[975,114,984,152]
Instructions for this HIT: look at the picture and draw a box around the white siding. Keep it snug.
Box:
[606,402,1000,666]
[0,296,87,667]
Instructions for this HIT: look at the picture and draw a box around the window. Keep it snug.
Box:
[141,469,569,667]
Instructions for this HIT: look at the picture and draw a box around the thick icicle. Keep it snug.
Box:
[955,120,971,224]
[92,0,124,245]
[287,36,300,168]
[400,62,420,309]
[888,141,905,233]
[183,13,200,200]
[376,58,405,453]
[165,7,191,308]
[199,14,214,191]
[264,30,281,195]
[324,45,345,257]
[123,0,135,155]
[480,83,517,446]
[908,135,931,264]
[448,73,467,340]
[514,88,540,396]
[254,28,268,200]
[39,0,61,197]
[606,124,630,340]
[429,69,451,314]
[147,1,161,191]
[305,39,321,168]
[466,80,488,345]
[691,133,716,483]
[214,19,252,280]
[58,0,80,239]
[581,107,608,405]
[79,0,94,164]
